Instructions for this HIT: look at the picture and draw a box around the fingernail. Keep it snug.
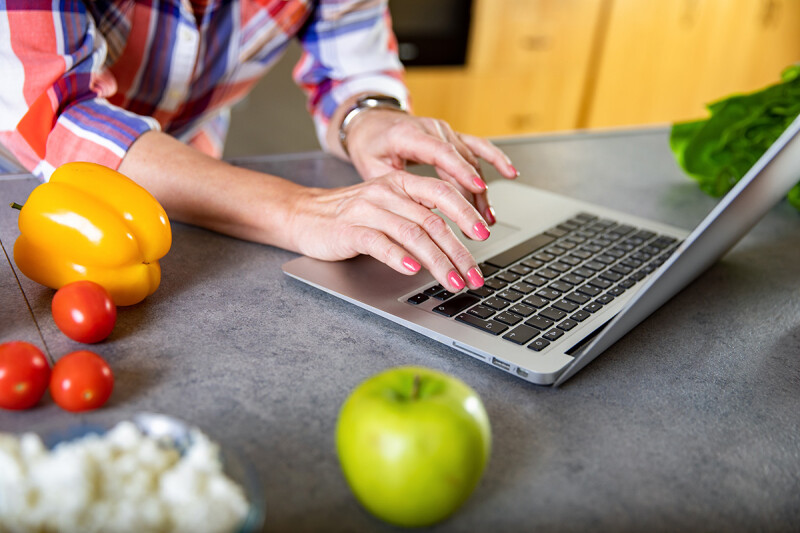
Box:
[510,165,519,177]
[485,206,496,225]
[447,270,465,291]
[402,256,421,272]
[473,176,487,191]
[473,221,490,240]
[466,267,484,287]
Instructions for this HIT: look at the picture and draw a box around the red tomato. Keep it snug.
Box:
[52,281,117,343]
[0,341,51,410]
[50,350,114,412]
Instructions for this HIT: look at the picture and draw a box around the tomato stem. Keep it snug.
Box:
[10,202,23,210]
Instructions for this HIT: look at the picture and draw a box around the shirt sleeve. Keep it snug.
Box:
[292,0,409,150]
[0,4,160,181]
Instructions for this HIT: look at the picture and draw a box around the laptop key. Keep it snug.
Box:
[509,264,533,276]
[478,263,500,277]
[496,271,521,283]
[523,274,547,287]
[542,328,564,342]
[564,291,590,305]
[497,289,524,302]
[549,281,572,293]
[467,286,494,298]
[456,314,509,335]
[577,284,601,297]
[557,319,579,331]
[495,311,523,326]
[584,302,603,313]
[485,233,555,268]
[407,294,429,305]
[468,305,495,319]
[509,303,536,317]
[539,307,567,322]
[560,274,585,285]
[553,299,579,313]
[527,338,551,352]
[521,258,544,269]
[597,294,615,305]
[511,282,536,294]
[423,284,444,297]
[503,324,539,345]
[433,290,455,300]
[588,277,612,289]
[484,297,510,311]
[522,295,548,308]
[607,286,626,296]
[433,294,480,317]
[536,288,561,300]
[571,310,591,322]
[484,278,508,290]
[525,315,554,330]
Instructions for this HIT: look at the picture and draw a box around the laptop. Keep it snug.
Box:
[283,115,800,386]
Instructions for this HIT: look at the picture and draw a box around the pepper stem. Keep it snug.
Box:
[9,202,23,210]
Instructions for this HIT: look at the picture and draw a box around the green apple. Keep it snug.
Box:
[336,366,491,528]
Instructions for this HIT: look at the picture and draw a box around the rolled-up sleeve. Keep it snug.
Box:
[0,2,159,180]
[293,0,409,149]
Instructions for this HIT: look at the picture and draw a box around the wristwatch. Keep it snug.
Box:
[338,94,407,156]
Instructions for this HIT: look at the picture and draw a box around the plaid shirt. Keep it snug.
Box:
[0,0,407,179]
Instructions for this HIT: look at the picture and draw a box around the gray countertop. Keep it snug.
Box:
[1,128,798,532]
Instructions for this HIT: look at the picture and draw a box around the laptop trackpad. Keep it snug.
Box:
[454,220,521,255]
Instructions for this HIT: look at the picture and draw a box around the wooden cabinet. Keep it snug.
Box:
[403,0,800,137]
[586,0,800,128]
[405,0,604,136]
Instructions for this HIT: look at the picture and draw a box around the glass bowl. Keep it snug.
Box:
[25,412,266,533]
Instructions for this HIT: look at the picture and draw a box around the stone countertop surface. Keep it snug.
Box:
[1,128,798,532]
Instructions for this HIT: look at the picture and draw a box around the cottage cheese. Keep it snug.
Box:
[0,421,249,533]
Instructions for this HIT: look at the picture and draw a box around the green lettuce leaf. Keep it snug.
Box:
[670,64,800,210]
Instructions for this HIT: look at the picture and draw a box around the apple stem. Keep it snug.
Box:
[411,374,421,400]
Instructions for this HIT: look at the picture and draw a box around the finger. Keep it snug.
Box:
[431,165,476,203]
[390,123,488,195]
[347,226,424,277]
[348,205,482,291]
[459,133,519,179]
[472,191,496,228]
[430,119,481,171]
[389,175,490,243]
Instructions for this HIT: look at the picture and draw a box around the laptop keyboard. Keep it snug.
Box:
[405,213,680,353]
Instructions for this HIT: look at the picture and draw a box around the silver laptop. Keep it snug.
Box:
[283,115,800,386]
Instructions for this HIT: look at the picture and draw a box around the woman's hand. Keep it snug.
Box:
[286,170,491,292]
[342,109,519,226]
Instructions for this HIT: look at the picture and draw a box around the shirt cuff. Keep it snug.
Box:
[312,75,409,152]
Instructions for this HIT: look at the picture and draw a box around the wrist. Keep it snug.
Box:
[338,94,407,157]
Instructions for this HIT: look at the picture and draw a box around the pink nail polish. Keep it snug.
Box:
[447,270,465,291]
[473,176,487,191]
[510,165,519,177]
[466,267,484,287]
[473,221,490,240]
[402,256,421,272]
[485,206,496,225]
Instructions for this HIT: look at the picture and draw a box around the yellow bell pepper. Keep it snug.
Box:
[12,161,171,306]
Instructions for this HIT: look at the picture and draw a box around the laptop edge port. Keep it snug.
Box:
[491,357,511,371]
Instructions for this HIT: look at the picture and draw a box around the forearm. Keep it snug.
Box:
[118,130,305,251]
